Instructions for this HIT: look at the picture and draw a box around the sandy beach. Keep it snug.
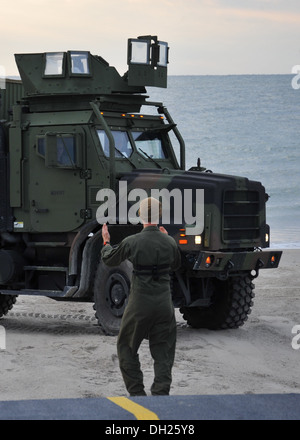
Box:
[0,249,299,401]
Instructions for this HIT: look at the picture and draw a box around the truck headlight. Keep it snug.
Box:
[195,235,202,245]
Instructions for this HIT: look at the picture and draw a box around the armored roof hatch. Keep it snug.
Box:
[127,35,169,88]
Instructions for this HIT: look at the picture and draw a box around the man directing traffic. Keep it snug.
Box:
[101,197,181,396]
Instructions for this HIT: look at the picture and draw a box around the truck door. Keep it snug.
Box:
[29,128,86,232]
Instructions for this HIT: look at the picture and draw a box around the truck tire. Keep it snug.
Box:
[93,260,132,335]
[0,294,17,318]
[180,274,255,330]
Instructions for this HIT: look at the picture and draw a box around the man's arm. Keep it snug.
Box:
[100,224,130,267]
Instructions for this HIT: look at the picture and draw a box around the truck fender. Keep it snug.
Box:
[71,228,103,299]
[69,220,99,276]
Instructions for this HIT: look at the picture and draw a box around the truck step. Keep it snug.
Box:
[2,285,78,298]
[24,266,68,272]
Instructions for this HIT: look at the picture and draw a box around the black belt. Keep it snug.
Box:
[133,264,171,281]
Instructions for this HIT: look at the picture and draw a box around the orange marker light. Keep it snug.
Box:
[179,228,186,241]
[205,256,211,265]
[205,255,214,268]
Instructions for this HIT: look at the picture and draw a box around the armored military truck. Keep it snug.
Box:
[0,36,282,334]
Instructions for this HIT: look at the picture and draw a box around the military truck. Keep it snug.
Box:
[0,36,282,334]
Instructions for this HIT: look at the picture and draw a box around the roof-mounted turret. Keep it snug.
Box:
[127,35,169,88]
[15,36,169,98]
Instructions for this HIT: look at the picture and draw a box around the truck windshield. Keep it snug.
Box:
[132,131,166,159]
[97,130,133,158]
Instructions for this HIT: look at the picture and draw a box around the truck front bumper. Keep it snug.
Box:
[192,249,282,277]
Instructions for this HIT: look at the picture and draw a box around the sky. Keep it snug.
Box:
[1,0,300,76]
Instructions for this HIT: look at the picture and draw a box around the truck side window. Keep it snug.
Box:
[37,137,46,156]
[132,131,166,159]
[56,136,76,166]
[36,134,76,167]
[97,129,133,158]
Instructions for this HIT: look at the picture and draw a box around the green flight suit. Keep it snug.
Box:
[101,226,181,396]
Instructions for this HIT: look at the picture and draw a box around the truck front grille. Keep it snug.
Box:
[223,190,260,242]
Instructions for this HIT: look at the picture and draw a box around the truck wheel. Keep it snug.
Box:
[93,260,132,335]
[0,294,17,318]
[180,274,255,330]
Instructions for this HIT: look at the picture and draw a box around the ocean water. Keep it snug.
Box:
[146,75,300,249]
